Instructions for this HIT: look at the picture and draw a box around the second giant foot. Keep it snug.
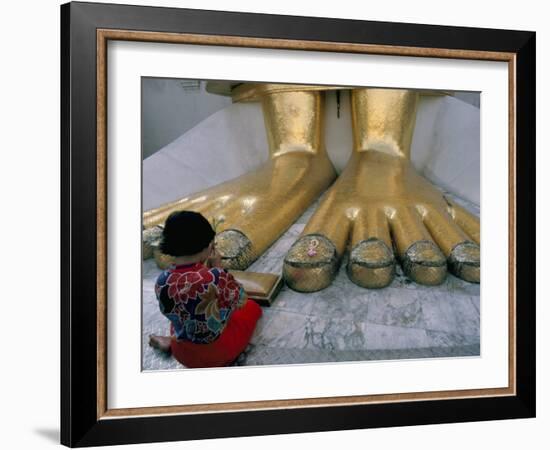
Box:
[283,151,480,291]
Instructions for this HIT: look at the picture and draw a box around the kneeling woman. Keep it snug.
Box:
[149,211,262,368]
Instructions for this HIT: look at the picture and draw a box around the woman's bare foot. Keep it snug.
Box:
[148,335,172,353]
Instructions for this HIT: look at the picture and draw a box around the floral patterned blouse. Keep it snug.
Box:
[155,262,247,344]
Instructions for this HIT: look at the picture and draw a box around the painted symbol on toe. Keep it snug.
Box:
[307,238,319,257]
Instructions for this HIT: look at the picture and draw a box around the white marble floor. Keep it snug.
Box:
[142,193,480,370]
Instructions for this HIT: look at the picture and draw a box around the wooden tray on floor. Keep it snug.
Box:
[229,270,283,306]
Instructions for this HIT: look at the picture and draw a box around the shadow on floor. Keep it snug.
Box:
[34,428,59,444]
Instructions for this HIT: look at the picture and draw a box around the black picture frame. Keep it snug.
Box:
[61,1,535,447]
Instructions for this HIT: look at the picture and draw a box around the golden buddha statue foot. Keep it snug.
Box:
[283,88,480,292]
[143,87,337,270]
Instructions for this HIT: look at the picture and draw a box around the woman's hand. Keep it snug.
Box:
[206,247,223,268]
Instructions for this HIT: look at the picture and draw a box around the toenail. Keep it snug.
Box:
[402,240,447,285]
[143,225,163,260]
[449,241,480,283]
[216,229,253,270]
[283,234,338,292]
[348,238,395,288]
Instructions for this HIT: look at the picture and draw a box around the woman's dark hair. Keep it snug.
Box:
[160,210,215,257]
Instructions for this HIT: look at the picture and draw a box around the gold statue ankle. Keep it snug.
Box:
[284,88,480,291]
[143,84,337,270]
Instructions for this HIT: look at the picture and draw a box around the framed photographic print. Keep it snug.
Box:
[61,1,535,447]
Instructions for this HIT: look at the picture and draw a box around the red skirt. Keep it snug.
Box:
[170,300,262,368]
